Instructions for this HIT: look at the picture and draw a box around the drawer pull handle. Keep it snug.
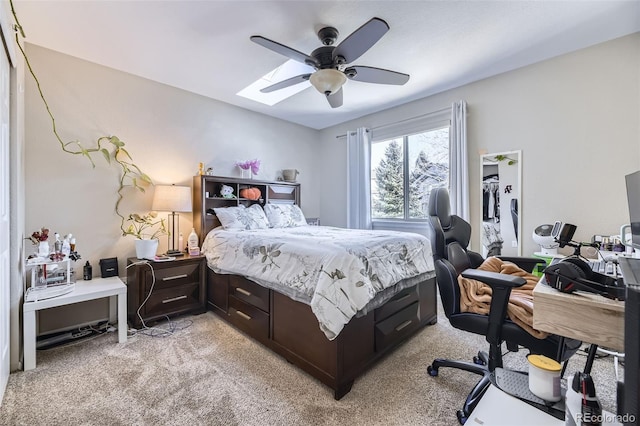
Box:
[235,310,252,321]
[395,320,413,332]
[162,274,188,281]
[235,287,252,297]
[162,295,187,304]
[393,294,411,304]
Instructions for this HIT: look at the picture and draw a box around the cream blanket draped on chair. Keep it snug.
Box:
[458,256,548,339]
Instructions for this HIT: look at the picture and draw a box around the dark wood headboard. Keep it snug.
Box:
[192,175,300,241]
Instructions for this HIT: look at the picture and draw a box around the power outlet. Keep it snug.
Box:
[512,240,518,248]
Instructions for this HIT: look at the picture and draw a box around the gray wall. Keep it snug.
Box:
[319,33,640,256]
[23,44,321,335]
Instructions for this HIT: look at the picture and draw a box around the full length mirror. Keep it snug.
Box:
[480,150,522,257]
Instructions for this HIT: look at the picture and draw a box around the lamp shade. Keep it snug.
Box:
[151,185,192,213]
[309,69,347,95]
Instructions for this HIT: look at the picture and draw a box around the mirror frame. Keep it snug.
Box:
[480,150,522,257]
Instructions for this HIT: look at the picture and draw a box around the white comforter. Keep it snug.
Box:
[201,225,434,340]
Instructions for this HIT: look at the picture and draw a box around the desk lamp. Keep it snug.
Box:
[152,184,192,256]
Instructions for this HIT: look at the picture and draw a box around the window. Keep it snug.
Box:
[370,126,449,220]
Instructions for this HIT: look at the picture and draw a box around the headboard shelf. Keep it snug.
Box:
[193,175,300,240]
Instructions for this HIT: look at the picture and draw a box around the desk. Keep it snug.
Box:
[533,279,624,352]
[23,277,127,371]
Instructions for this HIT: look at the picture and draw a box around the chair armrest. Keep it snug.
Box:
[461,268,527,357]
[461,269,527,288]
[497,256,545,273]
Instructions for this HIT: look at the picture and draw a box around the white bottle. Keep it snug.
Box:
[178,233,184,252]
[187,228,198,249]
[54,233,62,254]
[61,235,71,256]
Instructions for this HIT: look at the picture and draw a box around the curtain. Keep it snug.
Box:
[450,100,469,221]
[346,127,372,229]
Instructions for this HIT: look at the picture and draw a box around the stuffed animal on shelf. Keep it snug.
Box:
[239,187,261,201]
[219,184,236,199]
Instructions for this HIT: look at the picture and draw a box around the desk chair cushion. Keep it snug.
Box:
[459,256,547,339]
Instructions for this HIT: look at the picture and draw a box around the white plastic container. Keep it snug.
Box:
[187,228,198,249]
[527,354,562,402]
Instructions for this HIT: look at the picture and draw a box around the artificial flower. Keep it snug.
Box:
[235,159,260,176]
[28,227,49,245]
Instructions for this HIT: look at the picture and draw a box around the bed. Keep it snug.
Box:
[192,176,438,399]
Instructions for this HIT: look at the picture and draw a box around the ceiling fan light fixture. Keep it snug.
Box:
[309,69,346,95]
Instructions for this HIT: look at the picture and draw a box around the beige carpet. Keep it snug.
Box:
[0,301,621,426]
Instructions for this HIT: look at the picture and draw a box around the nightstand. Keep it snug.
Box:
[126,255,206,328]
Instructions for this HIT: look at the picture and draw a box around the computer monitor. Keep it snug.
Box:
[625,170,640,249]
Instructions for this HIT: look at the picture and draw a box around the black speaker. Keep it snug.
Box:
[543,257,625,301]
[99,257,118,278]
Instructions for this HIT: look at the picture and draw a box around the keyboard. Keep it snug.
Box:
[25,283,75,302]
[587,260,620,277]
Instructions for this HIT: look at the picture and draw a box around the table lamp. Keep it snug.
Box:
[152,184,192,256]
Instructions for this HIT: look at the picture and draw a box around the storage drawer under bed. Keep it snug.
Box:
[374,286,419,322]
[374,301,420,352]
[227,296,269,340]
[228,275,270,312]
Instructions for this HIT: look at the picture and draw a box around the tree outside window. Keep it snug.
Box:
[371,127,449,220]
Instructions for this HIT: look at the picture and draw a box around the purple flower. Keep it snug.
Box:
[236,159,260,175]
[250,159,260,175]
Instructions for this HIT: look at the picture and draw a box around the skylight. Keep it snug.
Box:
[237,60,315,106]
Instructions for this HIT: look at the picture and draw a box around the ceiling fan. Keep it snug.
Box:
[250,17,410,108]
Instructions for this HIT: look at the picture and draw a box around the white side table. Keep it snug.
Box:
[23,276,127,371]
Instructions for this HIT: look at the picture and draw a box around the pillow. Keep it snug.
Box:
[264,203,307,228]
[213,206,246,231]
[244,204,270,230]
[213,204,270,230]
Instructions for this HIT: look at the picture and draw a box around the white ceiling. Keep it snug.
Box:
[12,0,640,130]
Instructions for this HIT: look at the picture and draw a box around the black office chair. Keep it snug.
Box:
[425,187,581,424]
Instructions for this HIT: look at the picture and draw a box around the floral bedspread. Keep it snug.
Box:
[201,226,434,340]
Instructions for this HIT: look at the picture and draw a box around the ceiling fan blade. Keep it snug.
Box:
[250,36,319,67]
[332,17,389,64]
[260,74,311,93]
[326,87,343,108]
[346,66,410,85]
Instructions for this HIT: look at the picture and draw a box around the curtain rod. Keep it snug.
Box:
[334,106,451,139]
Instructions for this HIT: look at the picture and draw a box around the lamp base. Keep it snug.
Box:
[165,249,184,257]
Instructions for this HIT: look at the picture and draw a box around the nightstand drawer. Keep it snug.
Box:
[374,301,419,352]
[144,262,201,291]
[142,282,202,319]
[229,275,269,312]
[228,296,269,340]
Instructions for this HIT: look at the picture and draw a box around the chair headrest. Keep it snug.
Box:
[428,187,452,228]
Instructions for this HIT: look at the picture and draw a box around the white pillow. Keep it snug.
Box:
[264,203,307,228]
[214,204,270,230]
[213,206,246,230]
[244,204,270,230]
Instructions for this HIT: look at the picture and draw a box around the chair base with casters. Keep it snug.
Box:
[427,350,490,424]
